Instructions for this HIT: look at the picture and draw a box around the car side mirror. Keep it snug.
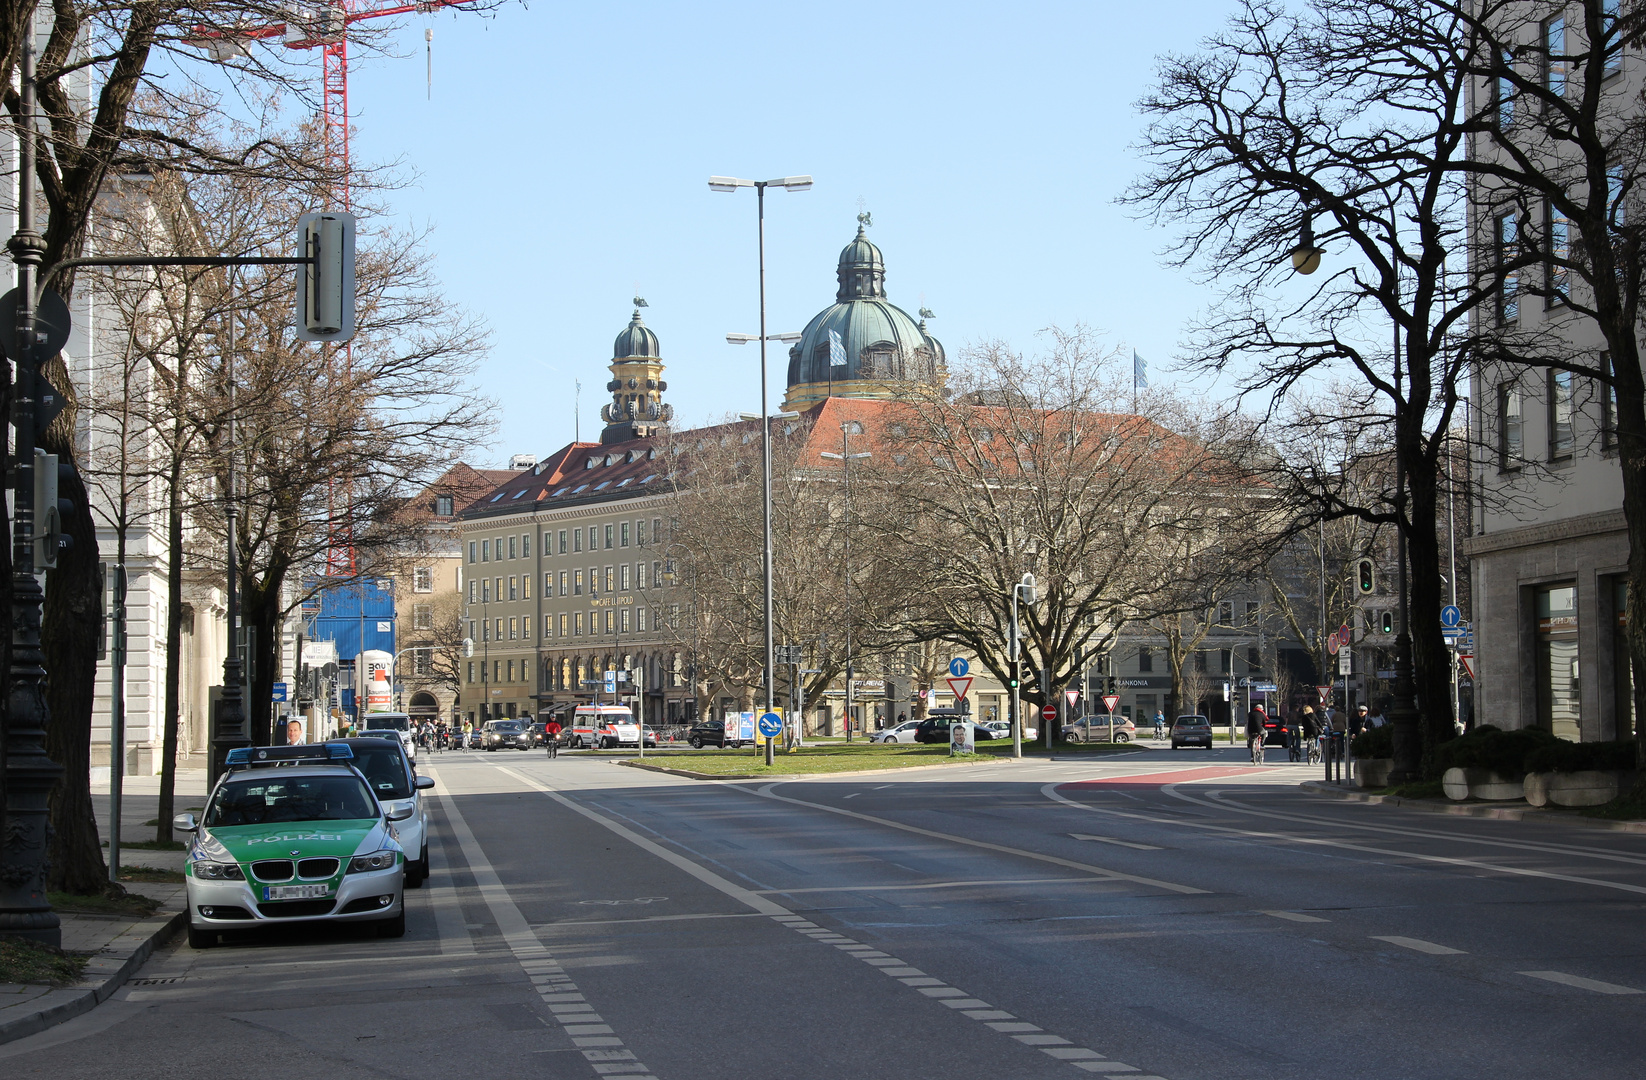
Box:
[173,813,198,832]
[387,805,415,822]
[415,775,434,790]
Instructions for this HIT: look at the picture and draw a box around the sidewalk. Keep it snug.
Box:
[0,882,186,1045]
[1300,779,1646,833]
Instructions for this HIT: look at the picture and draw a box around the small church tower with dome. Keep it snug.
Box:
[781,218,946,412]
[600,299,674,444]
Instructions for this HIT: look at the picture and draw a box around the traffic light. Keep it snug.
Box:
[1380,610,1394,635]
[32,450,74,571]
[1356,558,1376,596]
[295,211,357,343]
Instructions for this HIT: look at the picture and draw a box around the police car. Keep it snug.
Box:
[174,743,407,948]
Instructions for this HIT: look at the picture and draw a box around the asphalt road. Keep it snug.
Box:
[8,745,1645,1080]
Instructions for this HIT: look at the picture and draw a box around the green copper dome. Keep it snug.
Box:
[613,308,660,360]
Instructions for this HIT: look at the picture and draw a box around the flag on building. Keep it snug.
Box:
[1133,350,1148,389]
[829,329,847,367]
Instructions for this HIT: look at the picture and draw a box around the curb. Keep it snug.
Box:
[613,757,1011,782]
[0,907,185,1046]
[1298,781,1646,832]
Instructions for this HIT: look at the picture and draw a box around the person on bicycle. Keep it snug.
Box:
[544,717,562,758]
[1152,710,1166,740]
[1246,704,1267,765]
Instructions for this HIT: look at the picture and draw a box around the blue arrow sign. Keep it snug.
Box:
[948,657,969,678]
[758,712,784,737]
[1440,605,1462,628]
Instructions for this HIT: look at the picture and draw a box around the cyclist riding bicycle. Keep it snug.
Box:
[1245,704,1267,765]
[1152,711,1166,740]
[544,718,563,758]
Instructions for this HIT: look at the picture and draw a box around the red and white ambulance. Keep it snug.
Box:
[567,704,653,749]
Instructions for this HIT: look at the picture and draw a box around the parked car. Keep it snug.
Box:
[872,720,923,744]
[1170,715,1214,750]
[481,719,533,751]
[339,737,435,887]
[1063,716,1136,743]
[913,711,998,745]
[687,719,744,749]
[982,720,1038,741]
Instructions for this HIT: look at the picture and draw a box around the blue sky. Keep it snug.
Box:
[333,0,1239,464]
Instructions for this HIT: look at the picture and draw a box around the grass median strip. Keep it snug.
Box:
[614,741,1141,777]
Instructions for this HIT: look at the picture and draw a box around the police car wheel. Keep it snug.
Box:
[376,909,407,938]
[188,924,217,950]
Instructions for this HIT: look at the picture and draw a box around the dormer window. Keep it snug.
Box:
[586,458,598,469]
[604,454,616,466]
[434,495,454,516]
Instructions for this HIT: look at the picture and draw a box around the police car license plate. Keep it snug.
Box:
[264,884,330,901]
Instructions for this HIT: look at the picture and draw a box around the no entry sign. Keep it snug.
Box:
[1041,703,1059,722]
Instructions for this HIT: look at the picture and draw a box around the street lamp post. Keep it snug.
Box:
[211,274,252,786]
[710,171,810,759]
[1009,573,1037,759]
[736,400,799,765]
[822,430,871,742]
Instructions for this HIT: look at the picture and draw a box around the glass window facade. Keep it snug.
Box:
[1549,370,1574,460]
[1536,584,1580,741]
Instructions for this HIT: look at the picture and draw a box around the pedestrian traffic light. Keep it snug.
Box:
[32,449,74,571]
[1356,558,1375,596]
[295,211,356,343]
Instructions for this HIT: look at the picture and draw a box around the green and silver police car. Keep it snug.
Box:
[175,743,407,948]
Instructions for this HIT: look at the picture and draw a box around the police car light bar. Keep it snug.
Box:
[224,743,355,766]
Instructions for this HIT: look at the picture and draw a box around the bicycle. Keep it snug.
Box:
[1249,733,1266,765]
[1307,734,1324,765]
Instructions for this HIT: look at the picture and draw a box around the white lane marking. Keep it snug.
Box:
[1044,782,1646,899]
[498,763,1170,1076]
[732,781,1207,895]
[1519,970,1644,995]
[1070,833,1162,850]
[1372,936,1466,956]
[423,827,476,956]
[752,877,1119,894]
[842,792,863,799]
[1261,910,1329,923]
[496,765,787,915]
[425,764,660,1078]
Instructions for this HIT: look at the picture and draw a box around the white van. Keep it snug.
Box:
[568,704,651,749]
[362,711,416,760]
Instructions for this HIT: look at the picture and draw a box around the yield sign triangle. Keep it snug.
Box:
[946,676,973,702]
[1458,655,1475,680]
[1065,690,1080,706]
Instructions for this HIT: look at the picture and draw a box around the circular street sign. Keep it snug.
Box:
[948,657,969,678]
[1327,632,1340,656]
[757,712,783,737]
[1040,703,1059,722]
[1440,604,1462,628]
[0,287,71,362]
[1339,623,1353,643]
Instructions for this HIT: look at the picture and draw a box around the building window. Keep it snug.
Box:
[413,566,432,593]
[507,660,515,682]
[1496,210,1519,322]
[1545,202,1569,301]
[508,576,518,601]
[522,533,530,558]
[620,608,631,634]
[655,518,664,544]
[413,603,432,630]
[574,612,583,636]
[414,648,432,677]
[436,495,454,516]
[521,574,530,600]
[1536,584,1580,740]
[467,661,474,684]
[604,524,614,549]
[1549,369,1574,461]
[1495,47,1514,130]
[1246,647,1261,672]
[637,519,647,546]
[559,570,568,596]
[481,580,491,603]
[1604,0,1624,77]
[468,541,476,563]
[653,561,663,588]
[559,529,569,554]
[1601,352,1619,450]
[620,522,630,547]
[480,539,489,562]
[573,528,582,553]
[522,616,531,638]
[1541,16,1566,103]
[495,618,503,641]
[481,620,490,642]
[1194,650,1207,673]
[1138,647,1153,672]
[543,531,552,556]
[467,619,475,642]
[588,526,598,550]
[508,535,517,560]
[620,564,631,591]
[637,607,647,632]
[1244,601,1260,625]
[468,580,477,604]
[1218,601,1233,626]
[574,569,583,596]
[560,613,569,637]
[1498,382,1523,469]
[495,577,502,602]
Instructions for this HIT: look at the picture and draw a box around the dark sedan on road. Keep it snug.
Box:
[481,719,533,751]
[687,719,744,749]
[1170,715,1214,749]
[912,716,998,745]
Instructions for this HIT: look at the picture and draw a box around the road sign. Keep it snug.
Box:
[948,656,969,678]
[1065,689,1079,706]
[1458,655,1475,680]
[946,675,973,702]
[1316,685,1333,701]
[1327,631,1340,656]
[1339,623,1353,644]
[1102,694,1120,713]
[270,682,289,703]
[1041,703,1059,722]
[1440,604,1462,628]
[1338,648,1352,675]
[758,712,783,738]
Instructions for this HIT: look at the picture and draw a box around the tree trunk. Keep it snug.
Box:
[1404,467,1457,758]
[242,573,286,747]
[155,456,185,843]
[42,440,108,894]
[1610,362,1646,771]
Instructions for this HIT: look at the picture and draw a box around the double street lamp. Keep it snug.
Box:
[710,173,811,761]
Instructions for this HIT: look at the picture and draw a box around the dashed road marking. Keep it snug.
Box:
[1372,936,1466,955]
[1070,834,1162,850]
[1261,910,1329,923]
[1519,970,1644,995]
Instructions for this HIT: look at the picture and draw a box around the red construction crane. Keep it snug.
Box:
[192,1,477,209]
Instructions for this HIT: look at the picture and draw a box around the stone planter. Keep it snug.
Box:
[1442,767,1524,802]
[1355,758,1394,789]
[1524,769,1636,808]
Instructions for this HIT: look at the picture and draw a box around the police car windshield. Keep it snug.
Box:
[346,743,412,799]
[205,773,377,827]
